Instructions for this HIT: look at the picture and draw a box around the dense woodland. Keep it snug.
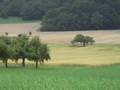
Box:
[0,0,120,31]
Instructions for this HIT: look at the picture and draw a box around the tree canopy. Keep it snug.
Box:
[27,37,50,68]
[0,35,51,68]
[0,0,120,30]
[71,34,95,47]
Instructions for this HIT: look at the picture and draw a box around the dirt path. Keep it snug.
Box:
[0,22,40,35]
[0,23,120,44]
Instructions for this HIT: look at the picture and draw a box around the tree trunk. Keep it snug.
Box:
[2,60,5,63]
[15,60,18,64]
[36,60,38,69]
[5,60,8,68]
[83,42,86,47]
[22,58,25,67]
[39,61,42,64]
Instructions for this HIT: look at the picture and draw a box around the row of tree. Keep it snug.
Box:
[0,0,120,30]
[0,35,50,68]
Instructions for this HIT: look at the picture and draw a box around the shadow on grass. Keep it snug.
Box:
[0,62,120,70]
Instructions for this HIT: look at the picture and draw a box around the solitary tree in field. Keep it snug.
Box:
[85,36,95,45]
[71,34,95,47]
[27,37,50,69]
[71,34,86,46]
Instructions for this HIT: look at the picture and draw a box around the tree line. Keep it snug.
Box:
[0,35,50,68]
[0,0,60,20]
[0,0,120,31]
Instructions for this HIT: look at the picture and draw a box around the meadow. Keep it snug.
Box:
[0,44,120,90]
[0,18,120,90]
[0,65,120,90]
[48,44,120,66]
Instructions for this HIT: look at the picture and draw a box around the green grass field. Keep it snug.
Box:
[0,17,40,24]
[0,44,119,90]
[0,65,120,90]
[0,17,120,90]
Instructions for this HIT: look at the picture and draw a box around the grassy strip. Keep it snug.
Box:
[0,65,120,90]
[0,17,40,24]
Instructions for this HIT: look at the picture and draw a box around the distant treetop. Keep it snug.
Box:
[0,0,120,31]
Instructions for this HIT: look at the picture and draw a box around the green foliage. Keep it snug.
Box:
[9,37,20,63]
[85,36,95,44]
[0,0,119,30]
[0,35,50,68]
[15,35,29,67]
[21,1,44,20]
[0,37,11,68]
[1,0,120,30]
[0,42,9,60]
[27,37,50,68]
[71,34,95,46]
[0,0,61,20]
[41,0,120,31]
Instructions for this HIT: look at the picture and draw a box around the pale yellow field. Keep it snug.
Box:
[0,23,120,44]
[0,23,120,66]
[47,44,120,66]
[3,44,120,66]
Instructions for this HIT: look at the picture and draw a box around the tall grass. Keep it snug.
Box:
[0,65,120,90]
